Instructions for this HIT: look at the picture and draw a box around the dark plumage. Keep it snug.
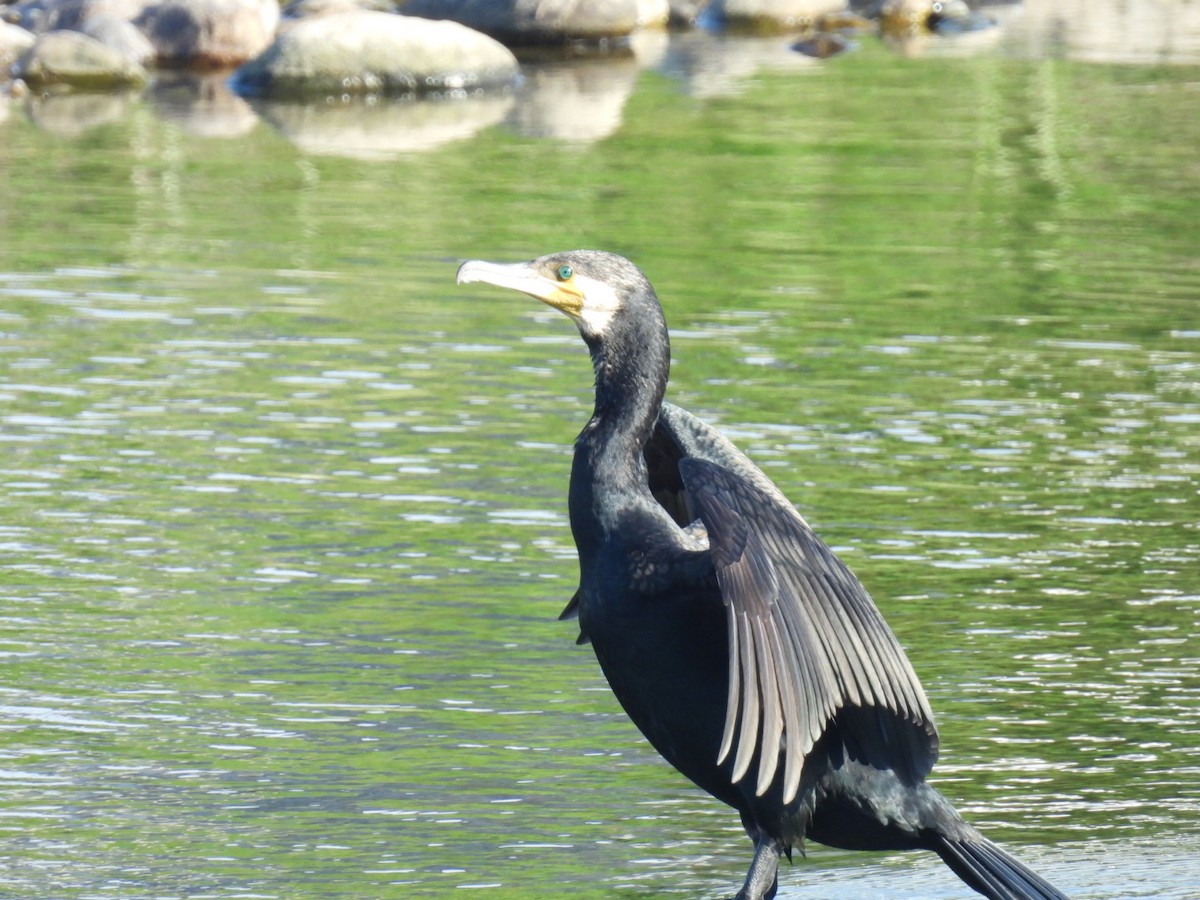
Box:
[456,250,1067,900]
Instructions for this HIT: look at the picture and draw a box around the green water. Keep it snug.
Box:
[1,28,1198,900]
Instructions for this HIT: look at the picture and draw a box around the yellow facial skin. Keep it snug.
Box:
[456,259,585,317]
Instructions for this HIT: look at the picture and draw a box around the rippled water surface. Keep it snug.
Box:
[2,4,1199,898]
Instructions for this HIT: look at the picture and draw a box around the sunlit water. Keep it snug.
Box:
[2,3,1199,898]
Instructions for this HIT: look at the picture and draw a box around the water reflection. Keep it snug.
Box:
[147,72,259,138]
[658,29,820,98]
[252,93,515,159]
[5,0,1200,155]
[24,90,137,137]
[1003,0,1200,64]
[504,55,641,143]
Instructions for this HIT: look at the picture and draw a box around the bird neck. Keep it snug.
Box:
[568,328,670,560]
[589,331,668,448]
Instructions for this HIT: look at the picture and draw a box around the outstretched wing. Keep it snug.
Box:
[648,404,938,804]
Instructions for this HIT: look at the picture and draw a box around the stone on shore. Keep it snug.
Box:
[14,28,147,88]
[401,0,642,45]
[710,0,847,33]
[281,0,398,19]
[2,0,152,35]
[134,0,279,67]
[0,20,37,70]
[80,12,155,65]
[636,0,669,29]
[231,11,521,98]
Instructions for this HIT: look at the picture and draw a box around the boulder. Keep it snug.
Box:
[0,20,37,70]
[231,11,521,98]
[636,0,669,28]
[2,0,152,35]
[710,0,847,33]
[401,0,642,45]
[79,11,155,64]
[666,0,710,27]
[134,0,279,67]
[878,0,933,33]
[282,0,398,19]
[13,28,147,88]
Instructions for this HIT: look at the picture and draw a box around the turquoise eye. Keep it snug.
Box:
[557,264,573,281]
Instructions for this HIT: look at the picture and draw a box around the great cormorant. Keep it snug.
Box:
[456,250,1067,900]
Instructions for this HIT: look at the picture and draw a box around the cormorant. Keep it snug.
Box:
[456,250,1067,900]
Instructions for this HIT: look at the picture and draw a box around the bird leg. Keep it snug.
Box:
[733,837,781,900]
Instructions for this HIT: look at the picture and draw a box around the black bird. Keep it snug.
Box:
[456,250,1067,900]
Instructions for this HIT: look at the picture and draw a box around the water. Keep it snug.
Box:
[2,3,1199,897]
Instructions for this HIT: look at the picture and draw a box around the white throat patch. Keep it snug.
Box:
[571,274,623,336]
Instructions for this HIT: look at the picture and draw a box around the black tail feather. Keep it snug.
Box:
[933,836,1068,900]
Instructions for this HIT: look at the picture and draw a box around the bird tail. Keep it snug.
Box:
[931,835,1069,900]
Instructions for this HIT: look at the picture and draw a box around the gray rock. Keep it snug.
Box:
[878,0,933,32]
[636,0,669,28]
[282,0,398,19]
[231,10,521,98]
[0,20,37,71]
[402,0,642,45]
[79,11,155,64]
[666,0,711,27]
[710,0,847,33]
[14,28,147,87]
[3,0,152,35]
[134,0,279,67]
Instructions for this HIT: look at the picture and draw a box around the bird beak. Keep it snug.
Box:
[456,259,585,318]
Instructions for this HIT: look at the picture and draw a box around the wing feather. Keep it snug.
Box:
[731,607,760,784]
[717,602,741,765]
[676,450,938,804]
[772,611,806,802]
[753,615,784,795]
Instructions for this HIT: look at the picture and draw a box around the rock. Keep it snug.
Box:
[929,1,993,35]
[402,0,642,45]
[79,11,155,64]
[792,29,852,57]
[231,11,521,98]
[134,0,279,67]
[666,0,710,27]
[636,0,669,28]
[709,0,847,34]
[0,20,37,71]
[14,28,147,88]
[282,0,398,19]
[878,0,933,33]
[2,0,152,34]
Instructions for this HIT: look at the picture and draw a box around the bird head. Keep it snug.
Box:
[456,250,658,344]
